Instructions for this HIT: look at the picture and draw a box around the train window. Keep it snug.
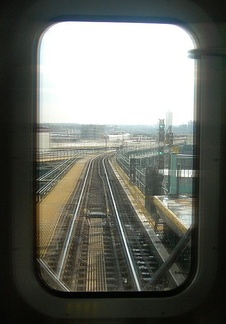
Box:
[37,21,196,293]
[12,0,221,318]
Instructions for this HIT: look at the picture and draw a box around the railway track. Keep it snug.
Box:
[37,156,80,201]
[39,153,175,292]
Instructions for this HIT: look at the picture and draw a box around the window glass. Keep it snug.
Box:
[37,22,195,292]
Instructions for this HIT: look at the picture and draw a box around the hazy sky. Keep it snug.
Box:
[39,22,195,125]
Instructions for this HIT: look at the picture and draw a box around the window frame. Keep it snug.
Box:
[12,0,221,318]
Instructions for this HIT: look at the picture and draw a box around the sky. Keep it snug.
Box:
[39,22,195,126]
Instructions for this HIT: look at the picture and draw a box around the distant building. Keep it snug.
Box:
[80,124,105,139]
[107,133,130,142]
[166,110,173,130]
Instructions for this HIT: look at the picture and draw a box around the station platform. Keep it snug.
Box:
[153,196,193,236]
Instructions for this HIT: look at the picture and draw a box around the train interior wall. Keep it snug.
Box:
[1,0,226,322]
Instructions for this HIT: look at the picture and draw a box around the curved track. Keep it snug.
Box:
[39,153,173,291]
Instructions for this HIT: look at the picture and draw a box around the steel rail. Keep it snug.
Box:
[56,157,96,279]
[102,156,142,291]
[37,157,78,196]
[37,158,74,181]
